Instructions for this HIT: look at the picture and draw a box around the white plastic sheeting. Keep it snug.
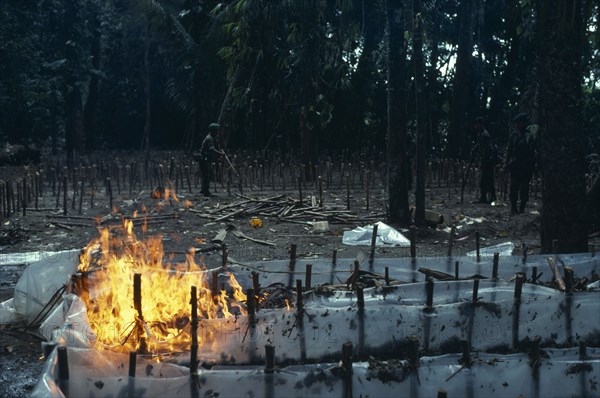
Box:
[466,241,515,257]
[38,281,600,365]
[31,346,600,398]
[0,250,79,325]
[342,222,410,247]
[0,249,598,397]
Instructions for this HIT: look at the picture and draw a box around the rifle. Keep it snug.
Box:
[222,152,240,178]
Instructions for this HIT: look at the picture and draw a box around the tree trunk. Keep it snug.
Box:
[447,0,475,159]
[63,0,84,167]
[299,0,321,178]
[386,0,410,224]
[488,0,520,132]
[84,13,102,151]
[537,1,588,253]
[413,0,427,226]
[140,25,151,154]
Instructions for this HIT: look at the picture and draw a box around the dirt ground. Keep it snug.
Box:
[0,162,597,398]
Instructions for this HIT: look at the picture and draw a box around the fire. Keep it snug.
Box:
[78,219,247,355]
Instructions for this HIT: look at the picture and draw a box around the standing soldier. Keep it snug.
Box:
[195,123,225,197]
[471,117,498,204]
[505,113,537,214]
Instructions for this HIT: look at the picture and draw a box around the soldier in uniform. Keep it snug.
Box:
[195,123,225,197]
[505,113,537,214]
[471,117,497,204]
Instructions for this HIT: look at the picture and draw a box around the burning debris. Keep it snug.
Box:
[75,219,250,355]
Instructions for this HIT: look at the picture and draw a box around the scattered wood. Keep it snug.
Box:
[51,222,74,232]
[232,230,276,246]
[194,194,370,225]
[547,256,566,291]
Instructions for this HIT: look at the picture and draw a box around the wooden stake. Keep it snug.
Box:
[369,223,378,267]
[472,279,480,303]
[356,286,364,309]
[221,243,228,269]
[128,351,137,377]
[531,266,538,284]
[295,280,303,310]
[265,345,275,374]
[342,342,353,373]
[426,277,434,308]
[305,264,312,290]
[365,170,370,210]
[57,346,69,396]
[475,231,481,262]
[410,228,416,259]
[346,173,350,210]
[492,253,499,280]
[564,266,573,295]
[514,272,525,301]
[190,286,198,374]
[318,176,323,208]
[447,225,456,257]
[63,174,68,216]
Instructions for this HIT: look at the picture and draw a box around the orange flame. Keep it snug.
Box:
[78,222,246,355]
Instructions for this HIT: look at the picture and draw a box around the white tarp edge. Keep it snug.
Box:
[342,221,410,247]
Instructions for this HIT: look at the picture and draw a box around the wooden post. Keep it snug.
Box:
[356,286,364,310]
[265,345,275,374]
[128,351,137,377]
[133,273,144,351]
[455,261,459,280]
[407,336,419,368]
[365,170,370,210]
[514,272,525,301]
[107,177,113,210]
[63,174,68,215]
[522,242,528,264]
[211,272,218,298]
[564,267,573,295]
[190,286,198,374]
[346,173,350,210]
[305,264,312,290]
[447,225,456,257]
[426,277,434,308]
[295,280,303,310]
[318,176,323,208]
[369,223,378,267]
[461,340,472,367]
[410,229,416,259]
[472,279,480,303]
[342,342,353,373]
[385,267,390,286]
[475,231,481,262]
[492,253,499,279]
[221,243,228,269]
[57,346,70,397]
[531,266,538,284]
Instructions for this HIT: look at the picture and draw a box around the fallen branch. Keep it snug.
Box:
[547,257,566,291]
[232,230,276,246]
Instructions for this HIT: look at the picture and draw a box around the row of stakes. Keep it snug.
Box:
[2,151,547,221]
[49,269,592,398]
[46,227,593,397]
